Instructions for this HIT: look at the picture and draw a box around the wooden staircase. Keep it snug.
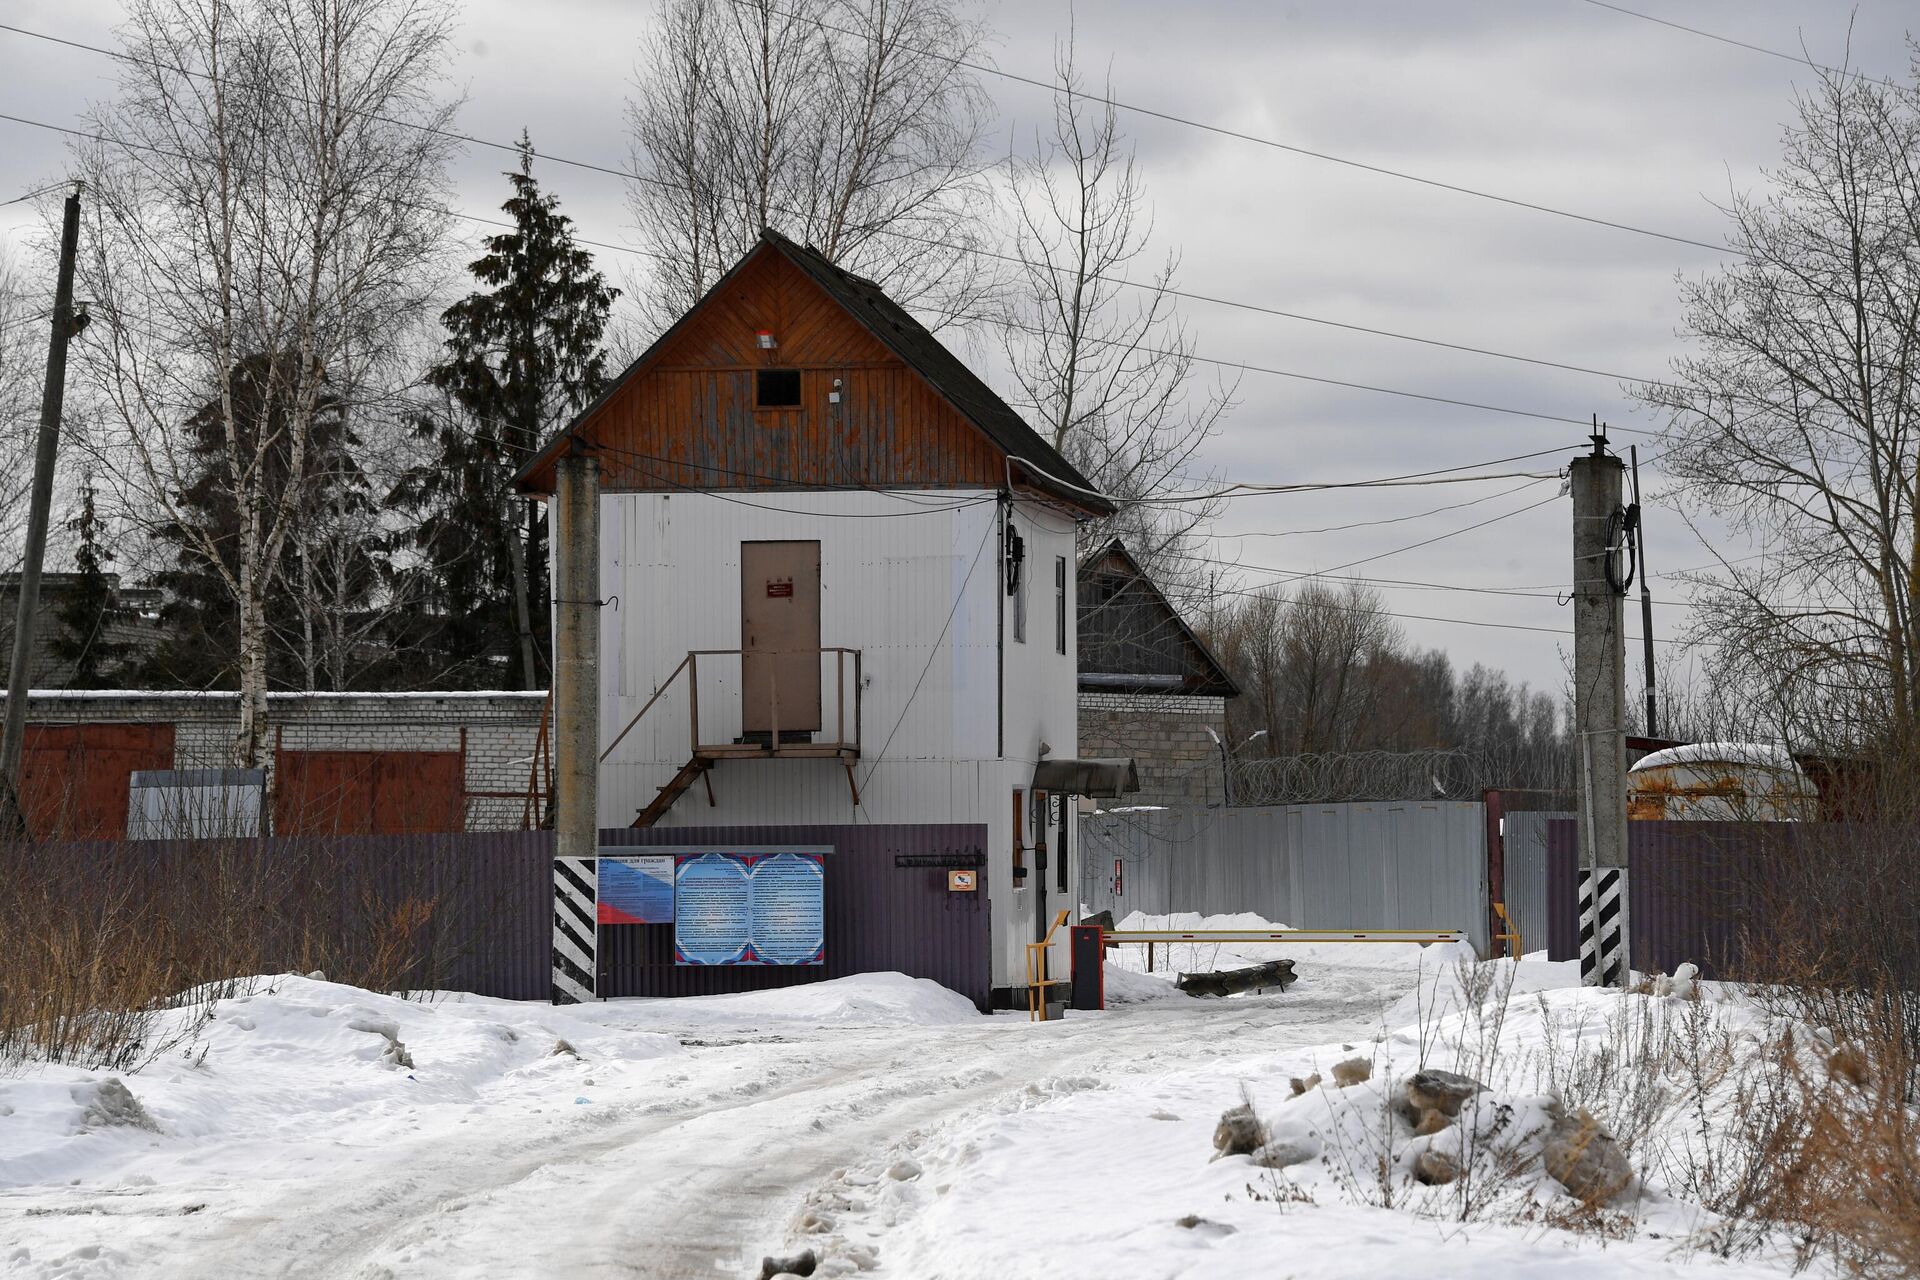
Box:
[634,758,712,828]
[607,647,865,827]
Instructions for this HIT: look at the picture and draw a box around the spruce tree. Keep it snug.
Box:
[393,134,616,690]
[140,352,353,689]
[48,474,131,688]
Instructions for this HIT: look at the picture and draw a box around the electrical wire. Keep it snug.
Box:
[1200,475,1547,539]
[0,16,1696,394]
[1576,0,1878,85]
[0,105,1649,445]
[0,180,68,208]
[724,0,1743,258]
[1197,567,1713,648]
[858,510,999,796]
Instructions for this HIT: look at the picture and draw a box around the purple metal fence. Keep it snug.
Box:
[1545,819,1790,978]
[31,831,557,1000]
[597,824,992,1011]
[33,823,991,1008]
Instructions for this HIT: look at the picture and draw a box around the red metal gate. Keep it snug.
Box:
[20,722,175,840]
[274,750,464,835]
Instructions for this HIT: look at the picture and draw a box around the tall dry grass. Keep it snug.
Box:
[0,834,484,1073]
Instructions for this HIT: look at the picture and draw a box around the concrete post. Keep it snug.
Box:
[552,449,600,859]
[1571,446,1629,986]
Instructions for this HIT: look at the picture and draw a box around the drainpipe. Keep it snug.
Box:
[553,448,600,859]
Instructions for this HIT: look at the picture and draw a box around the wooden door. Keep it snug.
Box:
[741,540,821,735]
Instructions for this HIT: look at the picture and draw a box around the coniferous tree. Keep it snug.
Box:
[393,135,616,689]
[48,474,132,688]
[139,352,355,689]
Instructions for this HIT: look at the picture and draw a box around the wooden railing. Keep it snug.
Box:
[601,648,862,764]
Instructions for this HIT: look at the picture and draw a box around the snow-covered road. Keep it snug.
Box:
[1,958,1412,1279]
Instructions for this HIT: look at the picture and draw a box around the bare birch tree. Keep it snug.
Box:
[0,245,40,562]
[71,0,457,764]
[1002,37,1236,593]
[626,0,996,330]
[1637,61,1920,754]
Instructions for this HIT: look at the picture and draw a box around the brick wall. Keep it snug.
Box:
[1077,691,1227,806]
[10,690,548,831]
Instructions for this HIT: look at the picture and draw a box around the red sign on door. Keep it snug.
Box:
[1113,858,1123,895]
[766,581,794,598]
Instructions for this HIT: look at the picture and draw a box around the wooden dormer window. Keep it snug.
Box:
[755,368,802,409]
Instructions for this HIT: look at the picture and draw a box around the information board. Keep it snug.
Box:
[596,854,675,925]
[673,851,824,966]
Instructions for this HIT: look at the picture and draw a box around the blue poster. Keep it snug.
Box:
[673,851,825,966]
[673,853,753,964]
[597,854,675,925]
[749,853,826,965]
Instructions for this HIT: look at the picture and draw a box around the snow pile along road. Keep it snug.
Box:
[796,956,1810,1280]
[0,974,684,1195]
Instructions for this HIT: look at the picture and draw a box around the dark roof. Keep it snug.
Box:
[514,230,1113,515]
[1077,540,1239,698]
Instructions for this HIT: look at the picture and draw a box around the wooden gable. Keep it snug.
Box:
[522,246,1008,496]
[1079,542,1239,698]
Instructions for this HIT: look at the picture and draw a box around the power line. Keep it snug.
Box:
[1317,490,1565,578]
[0,106,1647,443]
[0,15,1692,394]
[0,180,68,208]
[1577,0,1876,84]
[730,0,1743,259]
[1201,569,1711,648]
[1162,544,1700,610]
[1201,475,1549,539]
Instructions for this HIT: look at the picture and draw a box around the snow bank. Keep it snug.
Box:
[808,962,1802,1279]
[0,974,684,1191]
[587,973,981,1030]
[1099,963,1187,1006]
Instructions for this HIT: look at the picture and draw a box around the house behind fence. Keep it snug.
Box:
[1076,542,1237,807]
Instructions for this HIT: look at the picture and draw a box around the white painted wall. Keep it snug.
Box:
[597,489,1083,991]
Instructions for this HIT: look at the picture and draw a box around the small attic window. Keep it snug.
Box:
[756,368,802,409]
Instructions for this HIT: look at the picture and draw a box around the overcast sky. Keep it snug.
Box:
[1,0,1913,699]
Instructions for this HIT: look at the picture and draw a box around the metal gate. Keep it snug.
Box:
[1081,801,1489,953]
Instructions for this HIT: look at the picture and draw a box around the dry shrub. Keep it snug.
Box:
[1715,783,1920,1275]
[0,834,491,1073]
[1769,1031,1920,1276]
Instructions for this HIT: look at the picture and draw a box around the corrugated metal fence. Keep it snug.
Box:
[34,823,992,1008]
[1544,819,1787,977]
[32,831,556,1000]
[1080,802,1489,953]
[597,824,991,1009]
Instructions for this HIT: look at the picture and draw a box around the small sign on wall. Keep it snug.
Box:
[948,869,977,893]
[766,580,794,598]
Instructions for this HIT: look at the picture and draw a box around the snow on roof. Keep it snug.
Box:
[1631,741,1804,774]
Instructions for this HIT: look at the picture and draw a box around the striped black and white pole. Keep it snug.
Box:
[553,856,598,1004]
[1577,866,1627,987]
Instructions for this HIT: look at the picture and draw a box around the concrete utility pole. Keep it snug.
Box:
[0,184,84,839]
[1571,425,1630,987]
[548,447,601,1005]
[551,448,600,859]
